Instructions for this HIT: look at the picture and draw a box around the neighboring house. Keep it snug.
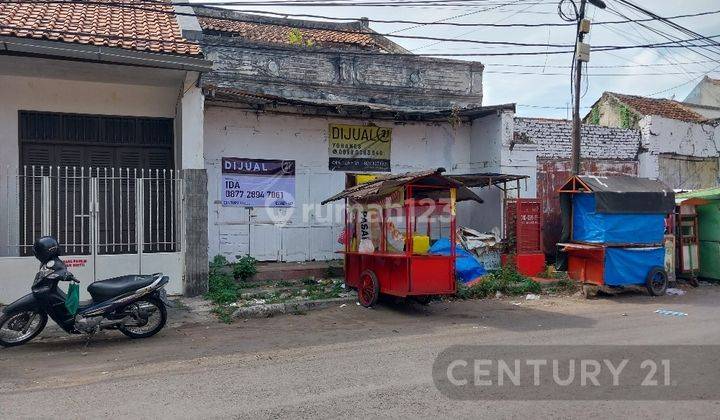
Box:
[685,76,720,109]
[190,6,524,263]
[584,92,720,190]
[0,0,212,301]
[512,117,641,257]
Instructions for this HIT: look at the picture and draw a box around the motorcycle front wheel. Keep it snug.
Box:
[118,297,167,339]
[0,310,48,347]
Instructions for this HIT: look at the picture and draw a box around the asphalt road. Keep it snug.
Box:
[2,285,720,419]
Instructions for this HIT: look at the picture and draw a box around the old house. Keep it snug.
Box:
[190,7,522,263]
[584,92,720,190]
[0,1,212,300]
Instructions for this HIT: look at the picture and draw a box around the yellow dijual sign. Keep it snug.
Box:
[328,124,392,172]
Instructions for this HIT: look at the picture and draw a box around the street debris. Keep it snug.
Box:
[655,309,688,317]
[495,291,503,299]
[511,302,522,306]
[666,288,686,296]
[525,293,540,300]
[339,303,347,308]
[621,313,628,316]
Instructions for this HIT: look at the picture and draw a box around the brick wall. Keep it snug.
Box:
[513,117,641,160]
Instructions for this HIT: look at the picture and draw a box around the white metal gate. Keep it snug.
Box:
[0,166,183,299]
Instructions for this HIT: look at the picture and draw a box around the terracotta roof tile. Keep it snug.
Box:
[609,92,707,123]
[198,16,383,50]
[0,0,201,56]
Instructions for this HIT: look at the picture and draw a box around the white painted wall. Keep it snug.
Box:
[637,115,720,187]
[204,106,507,262]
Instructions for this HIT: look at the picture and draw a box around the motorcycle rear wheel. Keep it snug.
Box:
[118,297,167,339]
[0,310,48,347]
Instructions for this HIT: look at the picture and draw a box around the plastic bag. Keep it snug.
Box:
[65,282,80,316]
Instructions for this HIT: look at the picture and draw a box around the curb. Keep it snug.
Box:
[232,296,356,319]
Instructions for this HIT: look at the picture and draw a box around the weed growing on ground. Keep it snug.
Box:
[456,266,541,299]
[233,255,258,281]
[206,255,240,305]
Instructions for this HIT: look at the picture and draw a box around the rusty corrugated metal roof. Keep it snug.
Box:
[321,169,483,205]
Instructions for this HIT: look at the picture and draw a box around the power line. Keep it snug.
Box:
[614,0,720,57]
[1,0,576,48]
[2,20,720,56]
[484,70,719,76]
[411,0,540,51]
[483,59,719,68]
[11,1,720,27]
[387,0,524,34]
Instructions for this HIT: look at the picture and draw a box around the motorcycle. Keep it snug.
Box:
[0,237,171,347]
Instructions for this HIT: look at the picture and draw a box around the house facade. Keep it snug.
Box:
[0,1,212,301]
[192,7,526,263]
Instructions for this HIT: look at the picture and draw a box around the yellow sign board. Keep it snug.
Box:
[328,124,392,172]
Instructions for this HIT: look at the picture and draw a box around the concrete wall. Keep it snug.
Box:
[204,106,507,262]
[637,116,720,188]
[201,38,483,111]
[684,77,720,108]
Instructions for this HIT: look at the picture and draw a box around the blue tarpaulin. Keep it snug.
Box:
[429,238,486,284]
[604,246,664,286]
[572,194,665,244]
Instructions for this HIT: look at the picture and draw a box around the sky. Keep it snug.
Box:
[193,0,720,119]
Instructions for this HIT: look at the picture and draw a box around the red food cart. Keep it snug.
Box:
[321,169,483,307]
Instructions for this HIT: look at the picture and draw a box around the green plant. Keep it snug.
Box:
[455,266,540,299]
[206,254,240,309]
[588,106,600,125]
[233,255,258,281]
[618,104,637,129]
[288,28,314,47]
[211,305,235,324]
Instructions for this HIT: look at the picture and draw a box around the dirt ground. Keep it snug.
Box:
[1,285,720,418]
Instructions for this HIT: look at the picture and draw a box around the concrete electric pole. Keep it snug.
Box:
[570,0,606,175]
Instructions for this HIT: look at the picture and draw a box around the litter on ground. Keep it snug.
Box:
[666,288,686,296]
[655,309,688,317]
[525,293,540,300]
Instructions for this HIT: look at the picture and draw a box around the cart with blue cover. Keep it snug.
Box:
[557,175,675,297]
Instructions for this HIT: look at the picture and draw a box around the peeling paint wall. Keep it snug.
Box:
[204,106,504,262]
[637,115,720,188]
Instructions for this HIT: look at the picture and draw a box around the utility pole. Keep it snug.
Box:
[570,0,605,175]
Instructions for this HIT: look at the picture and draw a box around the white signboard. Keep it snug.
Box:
[221,158,295,207]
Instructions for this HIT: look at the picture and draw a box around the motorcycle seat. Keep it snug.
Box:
[87,275,157,303]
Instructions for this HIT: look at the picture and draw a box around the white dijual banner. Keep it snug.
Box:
[221,157,295,207]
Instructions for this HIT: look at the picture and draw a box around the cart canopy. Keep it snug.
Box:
[321,168,483,205]
[559,175,675,214]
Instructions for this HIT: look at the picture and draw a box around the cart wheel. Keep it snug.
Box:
[358,270,379,308]
[582,284,598,299]
[413,296,432,306]
[646,266,668,296]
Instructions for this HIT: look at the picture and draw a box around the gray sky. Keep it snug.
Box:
[196,0,720,119]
